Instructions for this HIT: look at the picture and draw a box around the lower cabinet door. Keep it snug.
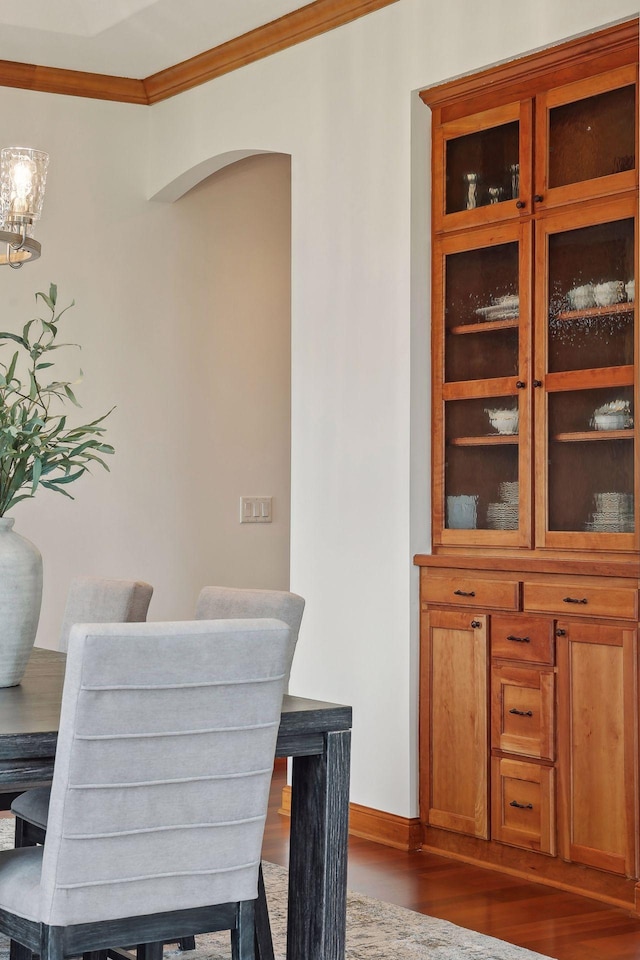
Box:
[491,756,555,854]
[422,609,488,838]
[556,621,637,878]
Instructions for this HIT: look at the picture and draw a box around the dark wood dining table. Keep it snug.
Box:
[0,647,352,960]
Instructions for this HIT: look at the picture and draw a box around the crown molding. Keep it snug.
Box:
[0,0,401,105]
[0,59,146,104]
[144,0,402,103]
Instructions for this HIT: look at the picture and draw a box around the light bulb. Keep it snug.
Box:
[9,157,36,216]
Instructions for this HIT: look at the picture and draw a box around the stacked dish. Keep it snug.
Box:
[585,491,634,533]
[487,480,519,530]
[475,294,519,322]
[591,399,633,431]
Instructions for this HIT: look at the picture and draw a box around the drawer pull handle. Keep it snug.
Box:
[563,596,588,605]
[510,800,533,810]
[454,589,475,597]
[509,708,533,717]
[506,634,530,644]
[470,620,482,629]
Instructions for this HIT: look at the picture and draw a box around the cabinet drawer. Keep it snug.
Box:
[491,616,554,664]
[491,757,555,855]
[523,581,638,620]
[423,576,519,611]
[491,664,554,760]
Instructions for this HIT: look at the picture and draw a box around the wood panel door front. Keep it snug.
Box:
[422,609,488,838]
[556,620,638,877]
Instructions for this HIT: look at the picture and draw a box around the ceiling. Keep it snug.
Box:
[0,0,315,78]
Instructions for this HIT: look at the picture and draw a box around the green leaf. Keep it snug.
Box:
[31,457,42,493]
[0,332,27,348]
[45,469,85,485]
[5,351,18,383]
[40,481,74,499]
[64,384,80,407]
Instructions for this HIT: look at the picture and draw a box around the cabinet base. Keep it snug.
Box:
[423,825,639,914]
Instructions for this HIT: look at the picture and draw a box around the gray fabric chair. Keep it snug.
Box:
[195,586,304,686]
[1,618,291,960]
[58,577,154,652]
[11,577,154,847]
[181,586,304,957]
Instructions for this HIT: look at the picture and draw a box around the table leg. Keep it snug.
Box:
[286,730,351,960]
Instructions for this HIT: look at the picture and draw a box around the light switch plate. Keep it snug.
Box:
[240,496,272,523]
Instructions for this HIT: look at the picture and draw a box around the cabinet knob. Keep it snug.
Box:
[470,620,482,629]
[515,200,526,209]
[515,380,526,389]
[534,194,544,203]
[533,379,542,387]
[556,628,566,637]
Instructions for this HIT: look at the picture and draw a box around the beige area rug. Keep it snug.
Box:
[0,817,554,959]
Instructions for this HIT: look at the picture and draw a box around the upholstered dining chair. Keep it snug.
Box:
[1,618,291,960]
[194,586,305,687]
[11,577,153,847]
[57,577,154,652]
[170,585,304,957]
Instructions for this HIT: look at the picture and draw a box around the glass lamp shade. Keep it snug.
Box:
[0,147,49,237]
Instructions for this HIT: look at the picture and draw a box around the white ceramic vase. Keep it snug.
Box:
[0,517,42,686]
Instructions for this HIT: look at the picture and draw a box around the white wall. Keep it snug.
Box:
[0,0,635,821]
[0,96,292,644]
[146,0,639,819]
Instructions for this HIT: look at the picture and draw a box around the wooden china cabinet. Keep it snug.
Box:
[415,19,640,911]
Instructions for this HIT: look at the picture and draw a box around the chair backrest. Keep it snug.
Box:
[58,578,153,652]
[39,618,291,927]
[194,586,304,684]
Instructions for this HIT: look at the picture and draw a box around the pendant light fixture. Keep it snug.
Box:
[0,147,49,268]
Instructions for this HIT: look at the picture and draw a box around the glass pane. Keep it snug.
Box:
[445,396,519,531]
[446,121,519,214]
[548,439,634,533]
[549,386,634,437]
[445,242,519,382]
[549,85,636,188]
[548,219,634,373]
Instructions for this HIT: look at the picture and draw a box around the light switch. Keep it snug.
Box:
[240,496,272,523]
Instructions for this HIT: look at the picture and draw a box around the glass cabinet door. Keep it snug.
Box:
[433,222,532,545]
[433,100,532,232]
[535,65,637,210]
[535,198,637,549]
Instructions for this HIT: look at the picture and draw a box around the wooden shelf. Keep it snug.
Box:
[554,302,634,323]
[449,318,519,336]
[552,429,634,443]
[449,434,519,446]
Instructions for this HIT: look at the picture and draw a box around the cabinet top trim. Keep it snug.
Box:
[419,17,638,115]
[414,553,640,580]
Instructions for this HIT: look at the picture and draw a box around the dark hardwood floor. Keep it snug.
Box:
[262,762,640,960]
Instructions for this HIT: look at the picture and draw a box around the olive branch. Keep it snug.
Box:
[0,283,114,515]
